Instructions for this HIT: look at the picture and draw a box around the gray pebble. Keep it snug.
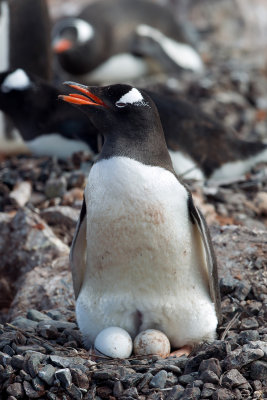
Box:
[25,351,46,378]
[47,309,64,320]
[201,383,217,398]
[27,309,52,322]
[11,316,38,330]
[0,351,11,366]
[199,358,222,377]
[113,381,124,397]
[212,387,235,400]
[45,176,67,199]
[199,370,219,384]
[178,372,198,385]
[23,380,45,398]
[234,282,251,301]
[55,368,72,388]
[238,330,260,344]
[3,344,15,357]
[222,369,247,388]
[38,364,56,385]
[11,355,24,370]
[50,355,86,368]
[166,384,184,400]
[6,382,24,398]
[66,384,83,400]
[240,317,259,330]
[250,360,267,380]
[149,369,168,389]
[179,386,201,399]
[38,319,77,331]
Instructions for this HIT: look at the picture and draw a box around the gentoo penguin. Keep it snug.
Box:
[0,0,51,145]
[53,0,203,82]
[0,69,99,158]
[60,82,221,354]
[1,69,266,181]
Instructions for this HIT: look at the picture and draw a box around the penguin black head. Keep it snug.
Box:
[59,82,172,169]
[53,18,99,75]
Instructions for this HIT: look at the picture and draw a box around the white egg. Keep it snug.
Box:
[134,329,171,358]
[94,327,133,359]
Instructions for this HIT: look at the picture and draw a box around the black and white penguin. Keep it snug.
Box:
[0,69,99,157]
[53,0,203,82]
[1,68,266,182]
[60,82,221,354]
[0,0,51,144]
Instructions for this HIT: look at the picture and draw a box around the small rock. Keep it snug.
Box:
[0,351,11,366]
[70,368,90,390]
[199,358,222,377]
[38,319,76,331]
[238,330,260,344]
[47,310,64,320]
[9,181,32,207]
[23,380,44,398]
[212,388,235,400]
[178,372,198,385]
[250,361,267,380]
[66,384,83,400]
[149,370,168,389]
[180,386,201,399]
[11,355,24,370]
[113,381,124,397]
[234,282,251,301]
[38,364,56,386]
[27,309,51,322]
[25,351,46,378]
[37,323,59,339]
[123,387,139,398]
[45,176,67,199]
[240,317,259,330]
[31,376,45,392]
[55,368,72,388]
[199,370,219,384]
[201,383,217,398]
[166,384,184,400]
[11,316,38,330]
[222,369,247,388]
[3,344,15,357]
[219,277,238,295]
[6,382,24,398]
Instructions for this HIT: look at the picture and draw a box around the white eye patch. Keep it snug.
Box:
[116,88,149,108]
[1,69,31,93]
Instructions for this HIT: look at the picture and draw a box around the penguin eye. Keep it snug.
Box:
[116,102,127,108]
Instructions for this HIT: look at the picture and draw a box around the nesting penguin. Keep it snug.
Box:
[60,82,221,353]
[53,0,203,82]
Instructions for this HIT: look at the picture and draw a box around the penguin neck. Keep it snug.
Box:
[97,127,175,173]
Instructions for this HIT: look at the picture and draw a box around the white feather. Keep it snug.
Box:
[26,133,92,158]
[209,147,267,181]
[76,156,217,347]
[136,24,204,72]
[1,69,31,93]
[168,149,205,180]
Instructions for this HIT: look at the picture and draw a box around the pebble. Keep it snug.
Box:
[45,177,67,199]
[149,370,168,389]
[55,368,72,388]
[250,361,267,380]
[222,369,248,388]
[38,364,56,385]
[27,309,52,322]
[6,382,24,398]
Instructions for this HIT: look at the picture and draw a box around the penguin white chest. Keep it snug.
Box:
[77,156,217,347]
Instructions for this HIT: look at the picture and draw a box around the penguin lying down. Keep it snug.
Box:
[0,68,266,182]
[59,82,222,356]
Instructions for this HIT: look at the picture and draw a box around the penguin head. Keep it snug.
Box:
[53,18,98,75]
[59,82,162,139]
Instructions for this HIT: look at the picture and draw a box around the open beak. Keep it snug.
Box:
[59,82,107,107]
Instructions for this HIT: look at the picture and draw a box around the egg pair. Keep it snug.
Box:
[94,327,171,359]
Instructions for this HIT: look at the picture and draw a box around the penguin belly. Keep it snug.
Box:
[76,156,217,347]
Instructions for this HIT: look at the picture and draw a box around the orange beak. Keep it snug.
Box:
[54,38,73,53]
[59,82,108,107]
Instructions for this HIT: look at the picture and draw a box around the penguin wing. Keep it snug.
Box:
[70,198,87,299]
[188,194,222,322]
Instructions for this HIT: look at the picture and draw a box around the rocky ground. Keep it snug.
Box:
[0,0,267,399]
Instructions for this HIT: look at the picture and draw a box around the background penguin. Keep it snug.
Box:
[0,68,266,182]
[53,0,203,82]
[60,82,221,354]
[0,0,51,147]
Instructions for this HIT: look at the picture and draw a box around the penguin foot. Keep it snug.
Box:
[169,345,192,358]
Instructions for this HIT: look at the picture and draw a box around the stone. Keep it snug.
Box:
[37,323,59,340]
[137,372,153,390]
[222,369,247,388]
[149,370,168,389]
[224,346,264,370]
[179,386,201,399]
[70,368,90,390]
[45,176,67,199]
[113,381,124,397]
[55,368,72,388]
[27,309,52,322]
[9,181,32,207]
[0,351,11,366]
[23,380,44,398]
[6,382,24,398]
[240,317,259,330]
[250,361,267,380]
[199,358,222,377]
[41,206,79,229]
[234,282,251,301]
[11,355,24,370]
[219,277,238,295]
[166,385,184,400]
[201,383,217,398]
[3,344,15,357]
[238,330,260,344]
[66,384,83,400]
[47,310,64,320]
[212,388,235,400]
[11,317,38,330]
[184,341,227,373]
[25,351,46,378]
[178,372,198,385]
[38,319,77,331]
[38,364,56,386]
[199,370,219,384]
[31,376,45,393]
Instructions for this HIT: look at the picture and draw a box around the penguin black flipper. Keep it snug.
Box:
[70,198,87,299]
[187,193,221,323]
